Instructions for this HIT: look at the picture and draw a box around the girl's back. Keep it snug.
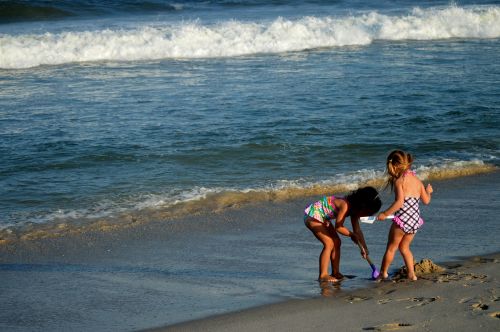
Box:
[398,171,424,198]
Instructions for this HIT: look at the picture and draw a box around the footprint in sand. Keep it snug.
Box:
[471,302,489,311]
[459,297,474,304]
[377,298,392,305]
[472,257,499,264]
[463,273,488,281]
[405,296,440,309]
[437,273,460,282]
[362,322,413,331]
[345,295,371,303]
[438,272,488,284]
[377,289,397,296]
[375,297,440,308]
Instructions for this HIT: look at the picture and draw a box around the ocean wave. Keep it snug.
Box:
[0,2,72,23]
[0,159,496,244]
[1,5,499,69]
[0,0,322,24]
[0,1,183,24]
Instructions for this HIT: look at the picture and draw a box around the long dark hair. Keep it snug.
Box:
[345,186,382,215]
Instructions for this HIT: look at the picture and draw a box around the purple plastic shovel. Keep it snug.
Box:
[366,256,380,279]
[357,243,380,279]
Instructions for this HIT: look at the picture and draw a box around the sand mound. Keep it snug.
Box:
[394,258,446,279]
[414,258,446,274]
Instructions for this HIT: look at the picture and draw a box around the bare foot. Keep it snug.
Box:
[319,275,339,283]
[376,273,390,282]
[333,272,345,280]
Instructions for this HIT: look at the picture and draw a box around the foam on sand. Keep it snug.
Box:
[0,160,496,245]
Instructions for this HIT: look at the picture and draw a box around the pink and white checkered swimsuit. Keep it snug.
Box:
[392,197,424,234]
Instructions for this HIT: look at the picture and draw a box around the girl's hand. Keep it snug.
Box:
[377,212,387,221]
[426,184,433,194]
[360,246,368,259]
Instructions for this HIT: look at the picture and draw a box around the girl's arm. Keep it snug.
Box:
[350,214,368,258]
[420,183,433,205]
[334,200,367,257]
[378,180,405,219]
[334,200,353,237]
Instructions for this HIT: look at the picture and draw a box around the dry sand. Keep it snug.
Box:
[149,253,500,332]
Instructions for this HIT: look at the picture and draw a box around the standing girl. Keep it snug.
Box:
[304,186,382,282]
[377,150,433,280]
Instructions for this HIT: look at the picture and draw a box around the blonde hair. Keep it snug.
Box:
[385,150,414,190]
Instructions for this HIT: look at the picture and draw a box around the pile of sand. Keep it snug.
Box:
[394,258,446,279]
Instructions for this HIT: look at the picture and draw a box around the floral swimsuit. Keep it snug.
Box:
[304,195,341,227]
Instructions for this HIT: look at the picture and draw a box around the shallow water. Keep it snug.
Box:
[1,1,499,234]
[0,172,499,331]
[1,1,500,331]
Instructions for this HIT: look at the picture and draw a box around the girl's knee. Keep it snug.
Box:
[323,240,335,251]
[399,245,412,256]
[333,237,341,248]
[386,243,399,254]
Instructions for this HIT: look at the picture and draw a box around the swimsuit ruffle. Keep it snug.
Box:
[392,215,424,234]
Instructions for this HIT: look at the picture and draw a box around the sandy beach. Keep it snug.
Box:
[1,171,499,331]
[150,253,500,332]
[2,1,500,331]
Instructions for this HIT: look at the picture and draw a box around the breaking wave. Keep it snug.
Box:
[1,5,499,69]
[0,159,496,244]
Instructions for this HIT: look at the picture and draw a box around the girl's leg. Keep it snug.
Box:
[327,226,343,279]
[379,223,405,279]
[305,218,338,282]
[399,233,417,280]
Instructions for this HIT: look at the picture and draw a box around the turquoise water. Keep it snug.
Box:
[1,1,500,234]
[1,1,500,331]
[0,172,499,331]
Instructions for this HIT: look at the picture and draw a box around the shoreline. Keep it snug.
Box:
[0,162,499,246]
[0,164,496,247]
[147,252,500,332]
[1,171,499,331]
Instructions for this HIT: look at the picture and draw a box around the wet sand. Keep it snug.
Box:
[0,171,499,331]
[149,253,500,332]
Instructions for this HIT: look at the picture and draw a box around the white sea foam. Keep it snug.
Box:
[3,159,494,232]
[134,187,220,209]
[1,5,499,69]
[413,159,492,180]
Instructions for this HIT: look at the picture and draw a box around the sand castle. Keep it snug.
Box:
[394,258,446,279]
